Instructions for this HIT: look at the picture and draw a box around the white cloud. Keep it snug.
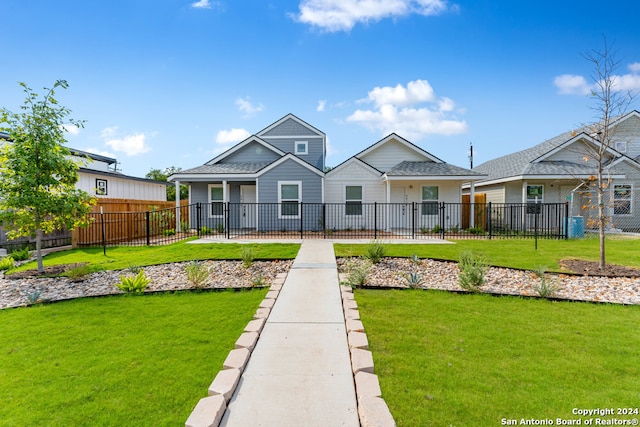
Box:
[191,0,213,9]
[317,100,326,112]
[101,127,151,156]
[236,96,264,117]
[84,148,117,159]
[61,123,80,136]
[216,128,251,144]
[347,79,467,140]
[554,63,640,95]
[553,74,591,95]
[293,0,452,32]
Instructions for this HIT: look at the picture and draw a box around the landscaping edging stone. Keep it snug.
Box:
[185,272,287,427]
[341,283,396,427]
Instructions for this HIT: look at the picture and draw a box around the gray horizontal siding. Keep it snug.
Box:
[261,136,324,170]
[261,118,318,136]
[258,159,323,203]
[222,141,281,163]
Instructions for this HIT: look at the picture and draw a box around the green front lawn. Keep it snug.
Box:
[9,241,300,275]
[0,290,267,426]
[356,289,640,426]
[335,235,640,271]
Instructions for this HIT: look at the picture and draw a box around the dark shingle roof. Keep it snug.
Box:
[179,162,273,175]
[386,161,483,177]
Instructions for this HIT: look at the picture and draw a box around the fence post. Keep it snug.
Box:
[300,202,304,239]
[146,211,151,246]
[487,202,492,239]
[196,203,202,237]
[440,202,445,239]
[374,202,378,240]
[323,203,327,239]
[226,202,230,239]
[411,202,415,239]
[564,202,569,239]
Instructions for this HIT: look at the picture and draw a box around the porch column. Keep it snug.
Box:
[385,179,391,231]
[469,180,475,228]
[175,180,181,232]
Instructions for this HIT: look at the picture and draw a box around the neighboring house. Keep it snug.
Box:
[168,114,325,230]
[71,148,167,201]
[325,133,485,231]
[470,110,640,232]
[0,131,167,201]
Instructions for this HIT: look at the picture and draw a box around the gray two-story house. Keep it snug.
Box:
[169,114,325,231]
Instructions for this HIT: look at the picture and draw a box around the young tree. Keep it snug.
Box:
[0,80,96,272]
[146,166,189,201]
[581,38,635,269]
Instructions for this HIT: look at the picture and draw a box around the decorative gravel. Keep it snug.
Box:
[0,260,292,309]
[3,256,640,309]
[337,257,640,305]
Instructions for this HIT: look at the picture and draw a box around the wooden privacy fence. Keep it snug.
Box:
[73,200,189,247]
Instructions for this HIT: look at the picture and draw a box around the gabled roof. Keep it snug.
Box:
[257,113,325,138]
[205,135,284,166]
[355,133,444,163]
[325,156,383,178]
[385,161,486,180]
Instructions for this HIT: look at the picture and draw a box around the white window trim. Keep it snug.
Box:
[294,141,308,155]
[208,184,224,218]
[278,181,302,219]
[345,184,363,217]
[526,184,544,203]
[612,183,633,216]
[615,141,628,153]
[95,178,108,196]
[421,185,439,216]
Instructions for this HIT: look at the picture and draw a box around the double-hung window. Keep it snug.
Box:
[526,185,543,214]
[345,185,363,216]
[209,184,224,217]
[421,186,439,215]
[613,184,632,215]
[279,181,301,218]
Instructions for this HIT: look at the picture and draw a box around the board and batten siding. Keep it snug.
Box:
[325,161,385,204]
[359,139,429,170]
[77,172,166,201]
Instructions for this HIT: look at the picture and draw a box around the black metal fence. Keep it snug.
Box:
[73,202,569,247]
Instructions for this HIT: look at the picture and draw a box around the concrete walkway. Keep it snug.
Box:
[220,241,359,426]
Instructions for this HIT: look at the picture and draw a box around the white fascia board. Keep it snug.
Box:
[168,173,258,182]
[358,133,443,163]
[205,136,284,165]
[257,113,325,138]
[256,153,324,177]
[383,174,487,181]
[326,156,383,178]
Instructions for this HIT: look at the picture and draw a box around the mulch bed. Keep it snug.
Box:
[559,259,640,277]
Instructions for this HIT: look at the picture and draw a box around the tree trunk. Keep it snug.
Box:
[36,228,44,273]
[597,183,606,269]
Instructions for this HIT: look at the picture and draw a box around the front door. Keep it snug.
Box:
[390,186,410,229]
[240,185,257,229]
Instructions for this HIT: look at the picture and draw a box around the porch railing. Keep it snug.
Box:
[73,202,569,247]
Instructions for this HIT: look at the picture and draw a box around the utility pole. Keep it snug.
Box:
[468,142,473,169]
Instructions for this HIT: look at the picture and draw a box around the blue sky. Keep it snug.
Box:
[2,0,640,178]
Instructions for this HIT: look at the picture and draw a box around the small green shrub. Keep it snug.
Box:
[432,225,442,233]
[449,224,460,233]
[468,226,485,235]
[250,275,268,288]
[180,221,190,233]
[185,261,209,289]
[458,250,487,292]
[128,264,142,274]
[162,228,176,236]
[10,246,30,261]
[343,258,371,287]
[65,265,95,281]
[241,246,254,268]
[0,256,15,271]
[216,223,225,233]
[420,226,430,234]
[200,226,212,235]
[25,289,43,305]
[403,272,423,289]
[532,266,560,298]
[364,240,386,264]
[410,254,421,265]
[116,270,151,293]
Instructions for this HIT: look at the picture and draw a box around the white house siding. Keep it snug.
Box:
[482,186,506,204]
[77,172,166,201]
[325,161,385,230]
[360,139,429,170]
[389,180,462,230]
[611,114,640,157]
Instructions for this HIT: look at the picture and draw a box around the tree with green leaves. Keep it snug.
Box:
[146,166,189,201]
[0,80,96,272]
